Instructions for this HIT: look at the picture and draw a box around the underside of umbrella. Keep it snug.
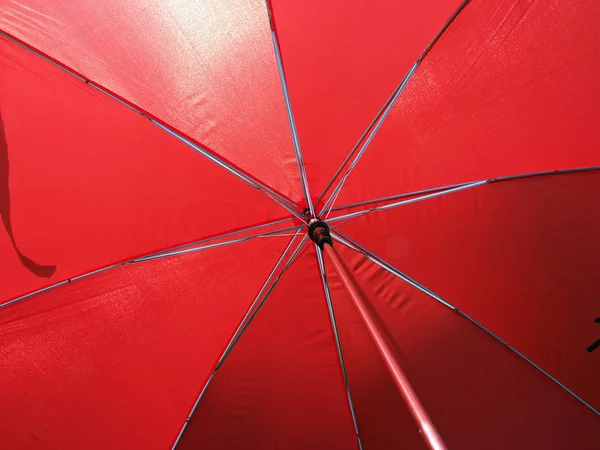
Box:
[1,1,599,449]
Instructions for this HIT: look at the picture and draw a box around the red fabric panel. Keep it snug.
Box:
[0,37,285,303]
[337,170,600,411]
[328,244,600,449]
[178,245,359,450]
[338,0,600,205]
[0,236,291,449]
[0,0,301,200]
[269,0,462,199]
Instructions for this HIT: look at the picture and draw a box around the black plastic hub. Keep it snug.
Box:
[305,213,333,249]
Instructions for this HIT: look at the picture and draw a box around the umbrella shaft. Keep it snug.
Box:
[323,244,447,450]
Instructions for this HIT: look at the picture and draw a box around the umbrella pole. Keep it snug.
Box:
[321,241,447,450]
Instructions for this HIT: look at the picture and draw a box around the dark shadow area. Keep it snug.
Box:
[1,108,56,278]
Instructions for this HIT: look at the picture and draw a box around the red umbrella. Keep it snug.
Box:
[1,0,599,448]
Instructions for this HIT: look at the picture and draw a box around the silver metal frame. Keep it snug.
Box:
[147,217,294,257]
[330,181,473,212]
[332,229,600,417]
[328,166,600,223]
[328,180,486,223]
[270,26,315,217]
[133,226,302,262]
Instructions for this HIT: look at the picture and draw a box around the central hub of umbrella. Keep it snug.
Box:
[304,210,333,249]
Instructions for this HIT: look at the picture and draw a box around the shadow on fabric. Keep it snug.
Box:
[0,109,56,278]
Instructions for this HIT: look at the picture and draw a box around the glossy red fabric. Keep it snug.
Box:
[336,170,600,412]
[325,245,600,449]
[0,0,301,200]
[338,0,600,205]
[0,36,284,303]
[0,237,290,449]
[178,244,359,450]
[270,0,463,199]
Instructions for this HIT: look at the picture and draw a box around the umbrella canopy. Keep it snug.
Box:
[1,0,599,449]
